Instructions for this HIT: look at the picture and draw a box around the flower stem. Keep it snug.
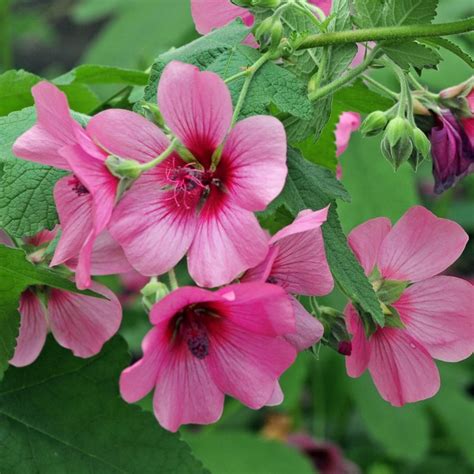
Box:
[168,268,179,290]
[230,52,271,128]
[362,74,399,100]
[297,17,474,50]
[308,47,380,101]
[137,138,177,172]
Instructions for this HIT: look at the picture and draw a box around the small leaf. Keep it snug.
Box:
[0,336,209,473]
[383,41,441,71]
[420,37,474,69]
[376,280,409,305]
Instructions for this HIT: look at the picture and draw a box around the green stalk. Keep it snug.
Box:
[297,17,474,50]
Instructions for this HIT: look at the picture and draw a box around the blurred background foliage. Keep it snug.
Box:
[0,0,473,473]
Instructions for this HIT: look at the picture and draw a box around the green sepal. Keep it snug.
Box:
[376,279,409,305]
[384,305,406,329]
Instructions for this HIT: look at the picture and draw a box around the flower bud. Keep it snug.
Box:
[409,127,431,170]
[105,155,142,179]
[360,111,388,136]
[141,279,170,312]
[270,18,283,50]
[381,117,414,169]
[318,306,353,356]
[254,17,274,41]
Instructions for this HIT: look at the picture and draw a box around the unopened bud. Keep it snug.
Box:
[439,78,473,100]
[409,128,431,170]
[141,279,169,312]
[255,17,274,41]
[106,155,142,179]
[318,306,352,357]
[360,111,388,136]
[270,18,283,50]
[381,117,414,169]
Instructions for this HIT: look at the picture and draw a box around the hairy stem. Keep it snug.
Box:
[362,74,399,100]
[297,17,474,50]
[138,138,177,172]
[309,47,380,101]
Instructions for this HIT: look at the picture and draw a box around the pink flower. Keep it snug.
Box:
[345,206,473,406]
[242,208,334,351]
[335,111,361,178]
[461,89,474,147]
[110,61,287,287]
[191,0,332,37]
[10,284,122,367]
[12,82,141,288]
[120,282,297,431]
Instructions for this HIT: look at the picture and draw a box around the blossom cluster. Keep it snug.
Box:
[4,0,473,433]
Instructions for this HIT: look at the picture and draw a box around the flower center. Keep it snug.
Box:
[174,306,218,359]
[68,176,89,196]
[165,163,223,209]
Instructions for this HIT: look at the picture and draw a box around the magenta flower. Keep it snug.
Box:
[429,112,474,194]
[335,112,361,179]
[191,0,332,37]
[120,282,297,431]
[10,283,122,367]
[12,82,140,288]
[110,61,287,287]
[345,206,473,406]
[461,89,474,147]
[243,208,334,351]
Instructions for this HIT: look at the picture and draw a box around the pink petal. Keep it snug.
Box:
[13,82,84,170]
[0,230,14,247]
[188,200,268,287]
[87,109,171,163]
[51,176,94,267]
[266,382,284,406]
[310,0,332,16]
[394,276,474,362]
[24,227,58,247]
[348,217,392,275]
[110,169,198,277]
[241,245,278,284]
[267,209,333,295]
[379,206,468,282]
[48,282,122,358]
[220,115,287,211]
[345,304,371,377]
[150,286,222,325]
[191,0,254,35]
[10,290,48,367]
[153,338,224,432]
[157,61,232,166]
[120,327,168,403]
[335,112,361,157]
[215,282,295,336]
[368,328,440,406]
[65,230,133,276]
[206,319,296,409]
[284,297,324,351]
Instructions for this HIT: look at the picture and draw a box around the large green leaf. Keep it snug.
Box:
[0,108,65,237]
[0,336,209,473]
[350,373,430,462]
[207,46,313,121]
[383,41,441,70]
[274,148,384,326]
[183,431,314,474]
[0,246,98,381]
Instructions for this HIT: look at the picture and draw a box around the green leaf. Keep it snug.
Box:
[207,46,313,121]
[351,373,430,461]
[284,0,357,144]
[0,246,98,381]
[143,20,249,105]
[383,41,441,71]
[275,149,384,326]
[0,108,65,237]
[376,280,408,305]
[0,70,40,117]
[183,431,314,474]
[355,0,439,27]
[420,36,474,68]
[54,64,149,86]
[0,336,209,473]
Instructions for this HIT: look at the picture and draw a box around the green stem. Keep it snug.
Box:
[363,74,399,100]
[230,52,271,128]
[224,69,250,84]
[309,47,380,101]
[297,17,474,50]
[89,85,131,115]
[168,268,179,290]
[138,139,177,172]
